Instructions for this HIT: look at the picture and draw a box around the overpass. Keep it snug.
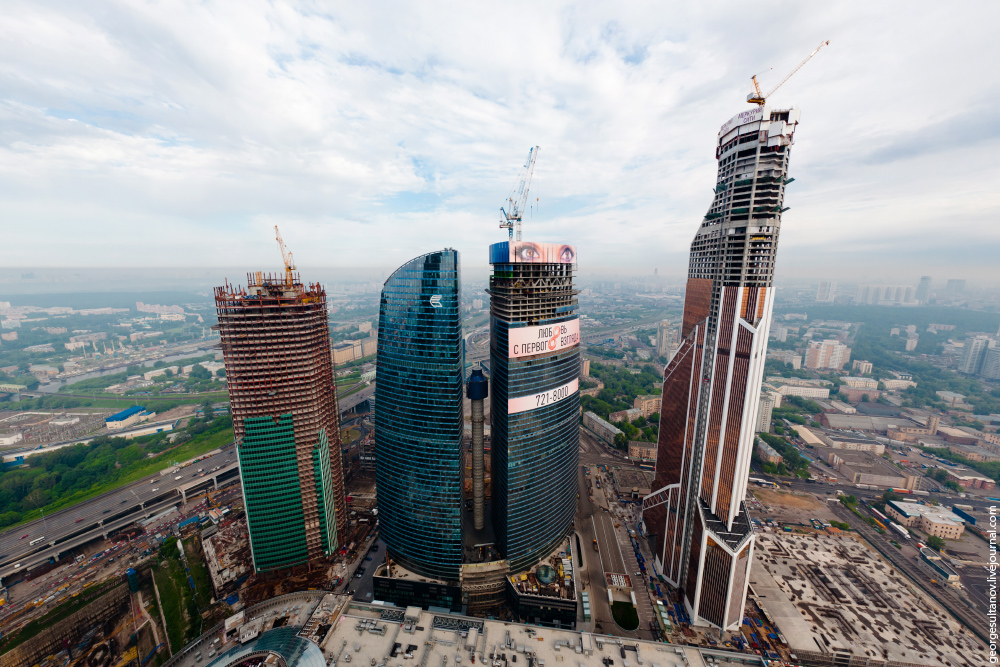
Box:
[0,446,239,583]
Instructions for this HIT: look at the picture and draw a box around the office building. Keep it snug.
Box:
[805,339,851,370]
[374,249,465,581]
[641,105,800,630]
[215,271,344,572]
[915,275,931,303]
[815,281,836,302]
[489,240,580,572]
[958,335,995,375]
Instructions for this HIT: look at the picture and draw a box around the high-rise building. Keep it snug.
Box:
[816,281,836,302]
[375,249,465,581]
[755,392,778,433]
[215,272,344,572]
[958,335,995,375]
[805,339,851,370]
[915,276,932,303]
[641,105,800,630]
[488,241,580,572]
[656,319,674,358]
[981,347,1000,380]
[946,279,966,293]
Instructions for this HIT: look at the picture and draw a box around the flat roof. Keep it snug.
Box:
[887,501,964,526]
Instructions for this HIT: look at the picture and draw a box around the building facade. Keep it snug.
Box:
[583,411,621,446]
[488,241,580,573]
[755,392,776,433]
[805,339,850,370]
[815,281,836,302]
[959,335,996,375]
[641,105,801,630]
[634,395,662,418]
[215,272,344,572]
[374,249,465,581]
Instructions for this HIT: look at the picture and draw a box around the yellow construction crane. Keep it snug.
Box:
[748,40,829,106]
[274,225,296,284]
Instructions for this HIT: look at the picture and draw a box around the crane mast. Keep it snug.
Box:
[499,146,539,241]
[748,40,829,106]
[274,225,296,285]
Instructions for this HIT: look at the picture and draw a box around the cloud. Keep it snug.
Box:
[0,1,998,284]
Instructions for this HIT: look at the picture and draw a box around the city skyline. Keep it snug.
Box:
[1,3,998,279]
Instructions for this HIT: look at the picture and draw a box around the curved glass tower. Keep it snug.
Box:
[488,241,580,573]
[375,249,465,581]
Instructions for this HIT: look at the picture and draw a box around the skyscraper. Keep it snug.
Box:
[958,335,995,375]
[641,105,800,629]
[488,241,580,572]
[215,272,344,572]
[375,249,465,581]
[915,275,932,303]
[815,281,836,302]
[656,319,674,358]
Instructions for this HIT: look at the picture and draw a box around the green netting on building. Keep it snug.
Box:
[239,414,309,572]
[313,428,338,554]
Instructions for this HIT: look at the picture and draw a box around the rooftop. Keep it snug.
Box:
[886,501,964,526]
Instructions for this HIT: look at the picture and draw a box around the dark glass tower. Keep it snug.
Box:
[488,241,580,573]
[375,249,465,581]
[642,106,800,629]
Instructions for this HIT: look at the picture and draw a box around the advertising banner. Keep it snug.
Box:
[718,106,765,137]
[508,318,580,358]
[489,241,577,264]
[508,378,579,415]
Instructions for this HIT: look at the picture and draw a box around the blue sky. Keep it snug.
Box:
[1,1,998,284]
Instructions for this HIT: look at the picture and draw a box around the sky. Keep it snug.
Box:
[2,1,999,286]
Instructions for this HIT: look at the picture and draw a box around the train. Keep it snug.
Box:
[871,508,889,523]
[873,519,887,531]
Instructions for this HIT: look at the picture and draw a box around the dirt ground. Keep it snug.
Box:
[157,403,199,421]
[752,488,825,510]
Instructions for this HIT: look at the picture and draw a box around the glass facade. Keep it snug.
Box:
[238,414,310,571]
[489,250,580,573]
[375,249,465,581]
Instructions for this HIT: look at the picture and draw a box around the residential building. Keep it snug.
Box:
[805,339,850,370]
[981,347,1000,380]
[609,408,642,423]
[959,335,996,375]
[656,319,675,358]
[215,270,344,572]
[881,378,916,390]
[489,240,580,573]
[756,391,777,433]
[642,105,800,630]
[905,335,919,351]
[756,439,782,465]
[583,411,621,447]
[815,281,836,302]
[854,284,918,306]
[775,384,830,400]
[840,376,878,389]
[375,249,464,581]
[885,501,965,540]
[771,326,788,342]
[581,359,591,377]
[628,441,657,463]
[852,360,873,374]
[915,276,932,303]
[946,443,1000,462]
[633,395,661,418]
[840,387,881,402]
[767,351,801,369]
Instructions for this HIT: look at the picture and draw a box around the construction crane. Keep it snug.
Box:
[499,146,539,241]
[748,40,829,106]
[274,225,296,284]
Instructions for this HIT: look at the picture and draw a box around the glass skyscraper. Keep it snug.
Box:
[375,249,465,581]
[488,241,580,573]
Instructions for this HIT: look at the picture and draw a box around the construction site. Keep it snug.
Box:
[748,531,985,667]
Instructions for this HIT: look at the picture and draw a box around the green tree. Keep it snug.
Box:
[927,535,945,550]
[613,432,628,449]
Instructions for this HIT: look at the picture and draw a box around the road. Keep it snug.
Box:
[0,445,238,582]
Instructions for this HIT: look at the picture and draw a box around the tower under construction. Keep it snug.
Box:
[641,104,800,629]
[215,269,345,573]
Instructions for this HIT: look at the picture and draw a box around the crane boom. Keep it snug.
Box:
[274,225,296,284]
[747,40,829,106]
[499,146,540,241]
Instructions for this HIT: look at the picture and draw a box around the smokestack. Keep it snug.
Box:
[466,367,489,531]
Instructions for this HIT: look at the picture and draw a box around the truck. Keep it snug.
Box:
[890,522,910,540]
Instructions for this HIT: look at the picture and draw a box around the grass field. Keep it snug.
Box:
[12,426,233,528]
[15,391,228,411]
[153,551,194,650]
[185,538,214,607]
[611,600,640,631]
[341,427,362,445]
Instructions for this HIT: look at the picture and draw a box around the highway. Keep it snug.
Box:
[0,445,239,582]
